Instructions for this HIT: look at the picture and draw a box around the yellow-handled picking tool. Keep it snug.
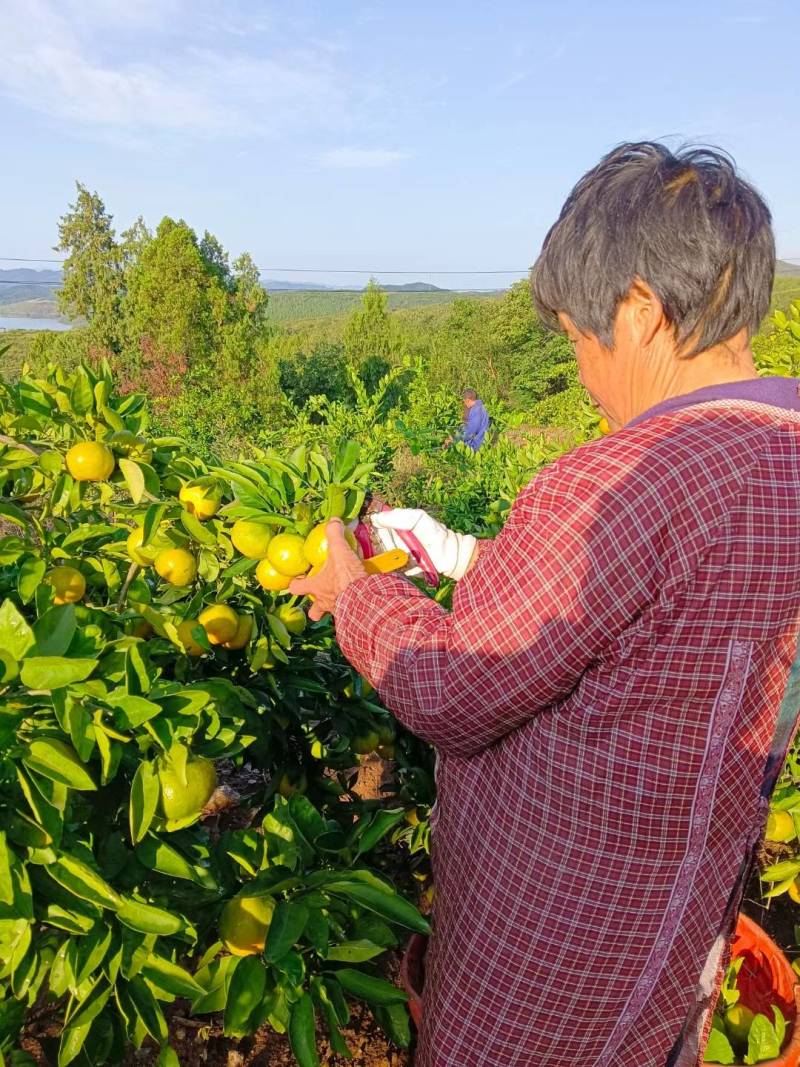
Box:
[363,548,409,575]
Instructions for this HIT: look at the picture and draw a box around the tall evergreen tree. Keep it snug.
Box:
[56,183,123,353]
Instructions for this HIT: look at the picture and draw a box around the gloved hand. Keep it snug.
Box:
[370,508,478,581]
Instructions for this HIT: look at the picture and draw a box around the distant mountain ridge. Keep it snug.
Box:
[0,268,448,299]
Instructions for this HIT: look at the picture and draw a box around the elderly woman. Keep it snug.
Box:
[292,143,800,1067]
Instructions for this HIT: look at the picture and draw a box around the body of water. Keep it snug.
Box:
[0,316,72,332]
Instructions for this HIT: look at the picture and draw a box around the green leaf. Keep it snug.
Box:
[745,1013,781,1063]
[105,691,161,728]
[20,657,98,690]
[23,737,96,790]
[355,809,406,857]
[48,855,122,910]
[142,503,168,546]
[333,440,360,482]
[310,977,351,1059]
[119,458,146,504]
[58,1021,91,1067]
[325,882,430,934]
[0,831,15,905]
[0,598,35,659]
[179,510,218,546]
[117,898,183,936]
[374,1002,411,1049]
[333,968,407,1006]
[289,993,320,1067]
[155,1047,180,1067]
[127,975,168,1043]
[326,940,385,963]
[141,956,204,999]
[223,956,267,1038]
[70,371,94,416]
[761,859,800,882]
[17,556,47,604]
[264,901,309,962]
[32,605,76,656]
[135,836,217,889]
[129,761,159,845]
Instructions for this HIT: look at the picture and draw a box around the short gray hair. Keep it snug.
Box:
[530,142,775,357]
[463,388,478,401]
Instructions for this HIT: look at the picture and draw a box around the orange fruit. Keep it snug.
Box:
[765,810,796,843]
[598,417,612,436]
[220,893,275,957]
[154,548,197,587]
[198,603,238,645]
[275,604,306,636]
[176,620,205,656]
[724,1004,755,1045]
[230,520,272,559]
[267,533,310,578]
[351,730,379,756]
[126,526,157,567]
[223,614,253,650]
[48,566,86,605]
[278,771,307,797]
[179,483,221,520]
[157,756,217,821]
[789,879,800,904]
[66,441,115,482]
[255,558,292,592]
[303,522,357,568]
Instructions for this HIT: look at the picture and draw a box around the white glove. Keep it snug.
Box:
[370,508,478,581]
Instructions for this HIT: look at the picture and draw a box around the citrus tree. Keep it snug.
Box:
[0,356,428,1066]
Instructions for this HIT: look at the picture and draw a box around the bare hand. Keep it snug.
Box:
[289,518,367,620]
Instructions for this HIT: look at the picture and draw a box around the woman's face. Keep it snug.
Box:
[558,314,619,422]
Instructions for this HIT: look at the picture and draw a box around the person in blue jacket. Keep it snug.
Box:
[446,388,490,451]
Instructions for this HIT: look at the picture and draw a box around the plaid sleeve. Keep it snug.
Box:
[335,447,675,756]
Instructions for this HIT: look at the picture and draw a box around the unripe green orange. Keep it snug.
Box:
[220,893,275,957]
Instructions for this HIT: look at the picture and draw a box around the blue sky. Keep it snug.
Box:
[1,0,798,289]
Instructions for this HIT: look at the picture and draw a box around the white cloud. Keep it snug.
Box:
[319,147,411,169]
[0,0,348,139]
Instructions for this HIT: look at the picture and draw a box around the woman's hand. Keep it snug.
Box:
[289,518,367,621]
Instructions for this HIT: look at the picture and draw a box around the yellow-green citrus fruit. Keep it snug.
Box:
[598,417,612,436]
[790,879,800,904]
[48,566,86,605]
[176,620,205,657]
[724,1004,755,1045]
[278,771,307,797]
[255,558,292,592]
[230,520,272,559]
[223,614,253,650]
[179,483,221,520]
[154,548,197,587]
[275,604,306,636]
[198,603,238,645]
[126,526,157,567]
[158,757,217,821]
[109,430,151,460]
[351,730,380,756]
[405,808,420,827]
[66,441,115,482]
[220,893,276,957]
[376,722,395,745]
[765,810,796,843]
[303,522,357,569]
[267,533,311,578]
[377,742,396,760]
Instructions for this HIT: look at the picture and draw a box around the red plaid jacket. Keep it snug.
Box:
[336,387,800,1067]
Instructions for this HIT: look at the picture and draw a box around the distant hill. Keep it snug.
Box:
[777,259,800,275]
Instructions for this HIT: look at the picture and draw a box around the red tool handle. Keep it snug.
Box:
[354,506,439,587]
